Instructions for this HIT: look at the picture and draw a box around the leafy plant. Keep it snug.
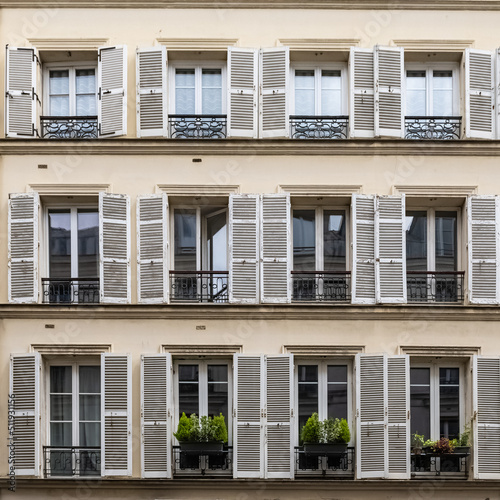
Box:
[300,414,350,444]
[174,412,192,442]
[212,414,228,443]
[300,413,321,444]
[411,432,425,448]
[337,418,351,444]
[173,413,228,443]
[431,437,455,454]
[423,439,436,448]
[459,424,471,446]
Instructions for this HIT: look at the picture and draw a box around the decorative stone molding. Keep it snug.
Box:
[278,39,359,50]
[399,345,481,356]
[31,344,112,355]
[393,185,478,196]
[279,185,362,196]
[27,38,109,50]
[157,38,238,50]
[27,184,111,195]
[392,39,474,52]
[162,344,242,355]
[156,184,239,196]
[283,345,364,356]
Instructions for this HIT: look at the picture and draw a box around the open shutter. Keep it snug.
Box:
[352,194,376,304]
[137,194,168,303]
[465,49,494,139]
[233,354,264,478]
[467,196,499,304]
[473,356,500,479]
[98,45,127,137]
[265,355,293,479]
[101,353,131,476]
[99,193,130,304]
[229,194,260,304]
[375,195,406,304]
[259,47,289,138]
[260,194,291,303]
[349,48,375,138]
[10,353,41,476]
[374,46,404,138]
[8,193,39,303]
[141,353,172,478]
[228,47,258,138]
[137,46,167,138]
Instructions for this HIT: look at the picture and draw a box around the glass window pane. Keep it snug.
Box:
[327,383,347,420]
[293,210,316,271]
[410,367,430,385]
[406,70,426,116]
[79,422,101,447]
[206,212,227,271]
[298,365,318,383]
[76,95,97,116]
[49,210,71,279]
[208,365,228,382]
[50,70,69,95]
[433,70,453,116]
[410,367,431,440]
[208,383,228,421]
[179,382,199,418]
[440,368,460,439]
[51,394,72,421]
[406,211,427,271]
[295,70,315,115]
[327,365,347,383]
[298,364,318,437]
[51,366,72,393]
[321,70,342,115]
[76,69,96,94]
[78,210,99,278]
[179,364,199,381]
[174,210,197,271]
[50,96,70,117]
[202,69,222,115]
[435,211,457,271]
[323,210,346,271]
[175,69,195,114]
[50,422,72,447]
[79,395,101,421]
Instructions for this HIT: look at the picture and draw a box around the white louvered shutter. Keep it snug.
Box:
[137,194,168,303]
[228,47,258,138]
[259,47,289,138]
[8,193,39,303]
[374,46,404,138]
[265,355,293,479]
[465,49,494,140]
[229,194,260,304]
[101,353,131,476]
[10,353,41,476]
[496,48,500,139]
[467,196,499,304]
[352,194,376,304]
[375,195,406,304]
[98,45,127,137]
[5,46,39,137]
[99,193,131,303]
[141,354,172,478]
[349,48,375,138]
[473,356,500,479]
[233,354,264,478]
[260,194,291,303]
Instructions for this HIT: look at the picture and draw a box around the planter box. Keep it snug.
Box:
[303,443,348,455]
[453,446,470,455]
[179,441,224,453]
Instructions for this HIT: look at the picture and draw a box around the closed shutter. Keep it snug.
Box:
[228,47,258,138]
[467,195,499,304]
[137,194,168,303]
[374,46,404,138]
[5,46,39,137]
[101,353,131,476]
[352,194,376,304]
[141,354,172,478]
[98,45,127,137]
[9,353,41,476]
[260,194,290,303]
[99,193,130,304]
[259,47,289,138]
[473,356,500,479]
[375,195,406,304]
[8,193,39,303]
[465,49,494,140]
[229,194,260,304]
[136,46,167,138]
[349,48,375,138]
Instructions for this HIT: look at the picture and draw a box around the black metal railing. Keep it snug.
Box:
[407,271,464,303]
[43,446,101,478]
[40,116,98,139]
[295,446,355,477]
[290,115,349,139]
[405,116,462,140]
[411,452,469,477]
[173,446,232,476]
[42,278,100,304]
[169,271,228,303]
[292,271,351,302]
[169,114,227,139]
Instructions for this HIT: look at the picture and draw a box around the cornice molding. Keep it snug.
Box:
[162,344,242,355]
[27,183,111,195]
[156,184,239,195]
[392,39,474,52]
[399,345,481,356]
[283,345,365,356]
[27,38,109,50]
[393,185,478,196]
[279,184,362,196]
[30,343,112,355]
[156,38,238,50]
[278,38,359,51]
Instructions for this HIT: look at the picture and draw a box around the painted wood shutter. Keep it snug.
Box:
[141,353,172,478]
[260,194,291,303]
[352,194,376,304]
[98,45,127,137]
[101,353,131,476]
[136,46,167,138]
[5,46,39,137]
[229,194,260,304]
[137,194,168,303]
[375,195,406,304]
[99,193,130,304]
[473,356,500,479]
[228,47,258,138]
[259,47,289,138]
[8,193,39,303]
[465,49,494,139]
[467,195,499,304]
[10,353,41,476]
[349,48,375,138]
[374,46,404,138]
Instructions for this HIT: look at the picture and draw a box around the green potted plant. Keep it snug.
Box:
[452,425,471,455]
[411,432,425,455]
[422,438,436,454]
[301,413,350,455]
[430,437,455,455]
[174,412,228,452]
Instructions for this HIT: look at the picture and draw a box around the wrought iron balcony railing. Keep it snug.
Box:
[295,446,355,477]
[42,277,100,304]
[173,445,232,477]
[43,446,101,478]
[292,271,351,303]
[168,114,227,139]
[405,116,462,140]
[40,116,98,139]
[169,271,228,303]
[411,451,469,477]
[290,115,349,139]
[407,271,464,303]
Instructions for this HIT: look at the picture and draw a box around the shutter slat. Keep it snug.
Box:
[350,48,375,138]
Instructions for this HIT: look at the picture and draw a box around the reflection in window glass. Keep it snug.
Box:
[440,367,460,439]
[323,210,346,271]
[78,210,99,278]
[293,210,315,272]
[178,364,199,418]
[435,212,457,272]
[298,365,318,434]
[49,210,71,279]
[410,367,431,440]
[406,211,427,272]
[174,210,197,271]
[327,365,348,420]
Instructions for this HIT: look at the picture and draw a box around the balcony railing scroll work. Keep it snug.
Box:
[173,445,232,477]
[43,446,101,478]
[407,272,464,304]
[295,446,355,478]
[292,271,351,303]
[42,278,100,304]
[290,115,348,139]
[170,271,228,303]
[405,116,461,140]
[40,116,98,139]
[411,449,469,478]
[169,115,227,139]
